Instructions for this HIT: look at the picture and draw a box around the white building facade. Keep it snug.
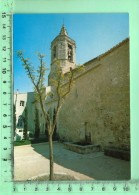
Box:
[14,91,46,139]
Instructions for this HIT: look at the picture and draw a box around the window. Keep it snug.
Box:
[53,46,56,58]
[19,130,23,132]
[20,101,25,106]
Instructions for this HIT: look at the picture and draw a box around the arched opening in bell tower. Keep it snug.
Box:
[68,44,73,62]
[53,45,57,59]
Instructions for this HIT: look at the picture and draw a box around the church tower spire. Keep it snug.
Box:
[48,25,76,85]
[59,25,68,36]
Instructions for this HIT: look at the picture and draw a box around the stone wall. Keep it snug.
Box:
[57,39,130,149]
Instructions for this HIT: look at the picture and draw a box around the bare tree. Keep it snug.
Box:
[17,51,78,180]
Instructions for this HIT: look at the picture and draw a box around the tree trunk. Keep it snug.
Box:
[49,133,54,180]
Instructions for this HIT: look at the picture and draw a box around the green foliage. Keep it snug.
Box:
[14,140,31,146]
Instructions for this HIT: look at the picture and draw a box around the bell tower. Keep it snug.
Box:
[48,25,76,85]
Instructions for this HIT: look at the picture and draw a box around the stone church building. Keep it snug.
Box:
[46,25,130,149]
[14,25,130,149]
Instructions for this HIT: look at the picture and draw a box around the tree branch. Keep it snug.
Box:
[37,54,43,87]
[51,69,74,135]
[61,69,74,99]
[17,51,50,129]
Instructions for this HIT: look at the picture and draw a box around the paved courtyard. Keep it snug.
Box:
[14,142,130,181]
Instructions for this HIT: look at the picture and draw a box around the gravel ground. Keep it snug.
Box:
[14,142,130,181]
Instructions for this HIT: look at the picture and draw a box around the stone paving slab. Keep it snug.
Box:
[14,142,130,181]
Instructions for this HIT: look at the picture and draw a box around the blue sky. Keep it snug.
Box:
[13,13,129,92]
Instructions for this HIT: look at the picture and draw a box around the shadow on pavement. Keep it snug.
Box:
[31,142,130,180]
